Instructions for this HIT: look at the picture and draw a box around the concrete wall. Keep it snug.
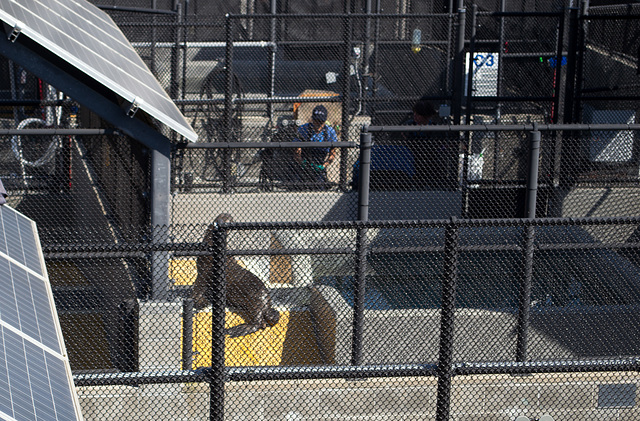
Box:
[171,190,462,225]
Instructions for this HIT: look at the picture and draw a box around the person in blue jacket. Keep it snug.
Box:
[293,105,338,189]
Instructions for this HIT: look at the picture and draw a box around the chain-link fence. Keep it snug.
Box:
[0,2,639,420]
[55,211,640,420]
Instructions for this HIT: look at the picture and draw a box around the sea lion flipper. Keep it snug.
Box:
[225,323,262,338]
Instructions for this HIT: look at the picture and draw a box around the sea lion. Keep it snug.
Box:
[191,213,280,338]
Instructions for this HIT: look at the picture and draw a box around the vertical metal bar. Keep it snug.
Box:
[516,224,535,363]
[496,0,505,125]
[551,9,566,188]
[525,126,541,219]
[357,131,372,221]
[573,0,590,121]
[563,7,579,124]
[151,145,172,300]
[516,127,540,362]
[150,0,157,75]
[209,224,227,421]
[180,0,189,105]
[182,298,194,370]
[461,3,477,219]
[552,10,565,125]
[435,217,460,421]
[340,13,353,192]
[222,15,235,193]
[169,1,181,100]
[267,0,277,121]
[452,8,466,125]
[352,131,372,366]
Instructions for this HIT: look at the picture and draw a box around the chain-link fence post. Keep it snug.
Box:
[352,130,372,366]
[209,222,227,421]
[169,1,182,101]
[222,15,235,193]
[461,4,478,218]
[435,217,460,421]
[452,7,466,125]
[516,125,540,362]
[563,6,580,124]
[340,14,353,192]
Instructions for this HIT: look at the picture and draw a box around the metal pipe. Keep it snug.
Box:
[179,141,355,149]
[72,357,640,386]
[182,298,194,370]
[516,224,535,363]
[524,127,541,219]
[340,14,354,191]
[461,3,478,219]
[222,15,235,193]
[453,8,466,125]
[357,132,372,221]
[210,224,227,421]
[563,7,580,124]
[363,123,640,132]
[515,127,540,362]
[267,0,277,121]
[352,131,372,366]
[435,218,460,421]
[169,2,181,100]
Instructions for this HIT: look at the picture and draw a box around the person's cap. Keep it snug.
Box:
[312,105,328,122]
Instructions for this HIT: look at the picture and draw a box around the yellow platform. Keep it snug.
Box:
[187,308,323,368]
[172,253,321,368]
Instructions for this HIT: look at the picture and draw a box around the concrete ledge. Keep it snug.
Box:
[77,372,640,420]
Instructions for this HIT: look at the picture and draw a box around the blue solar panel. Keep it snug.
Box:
[0,206,83,421]
[0,0,197,142]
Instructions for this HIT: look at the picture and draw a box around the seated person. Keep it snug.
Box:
[293,105,338,190]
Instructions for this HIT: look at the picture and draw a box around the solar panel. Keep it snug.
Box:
[0,0,197,142]
[0,206,83,421]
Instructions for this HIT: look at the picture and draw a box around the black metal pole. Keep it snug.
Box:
[525,126,541,219]
[169,2,182,101]
[563,7,579,125]
[182,298,194,370]
[516,127,540,362]
[210,224,227,421]
[461,3,478,218]
[357,131,372,221]
[435,217,460,421]
[352,131,372,366]
[340,13,353,192]
[452,8,466,125]
[222,15,235,193]
[267,0,277,121]
[516,223,535,363]
[180,0,189,106]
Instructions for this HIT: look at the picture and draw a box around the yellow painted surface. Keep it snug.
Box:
[188,309,323,368]
[170,258,198,286]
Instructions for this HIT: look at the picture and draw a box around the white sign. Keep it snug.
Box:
[465,52,499,97]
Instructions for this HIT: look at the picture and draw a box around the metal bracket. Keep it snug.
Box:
[125,98,139,118]
[8,23,22,43]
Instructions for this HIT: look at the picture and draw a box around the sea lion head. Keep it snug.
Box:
[264,307,280,327]
[204,213,234,246]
